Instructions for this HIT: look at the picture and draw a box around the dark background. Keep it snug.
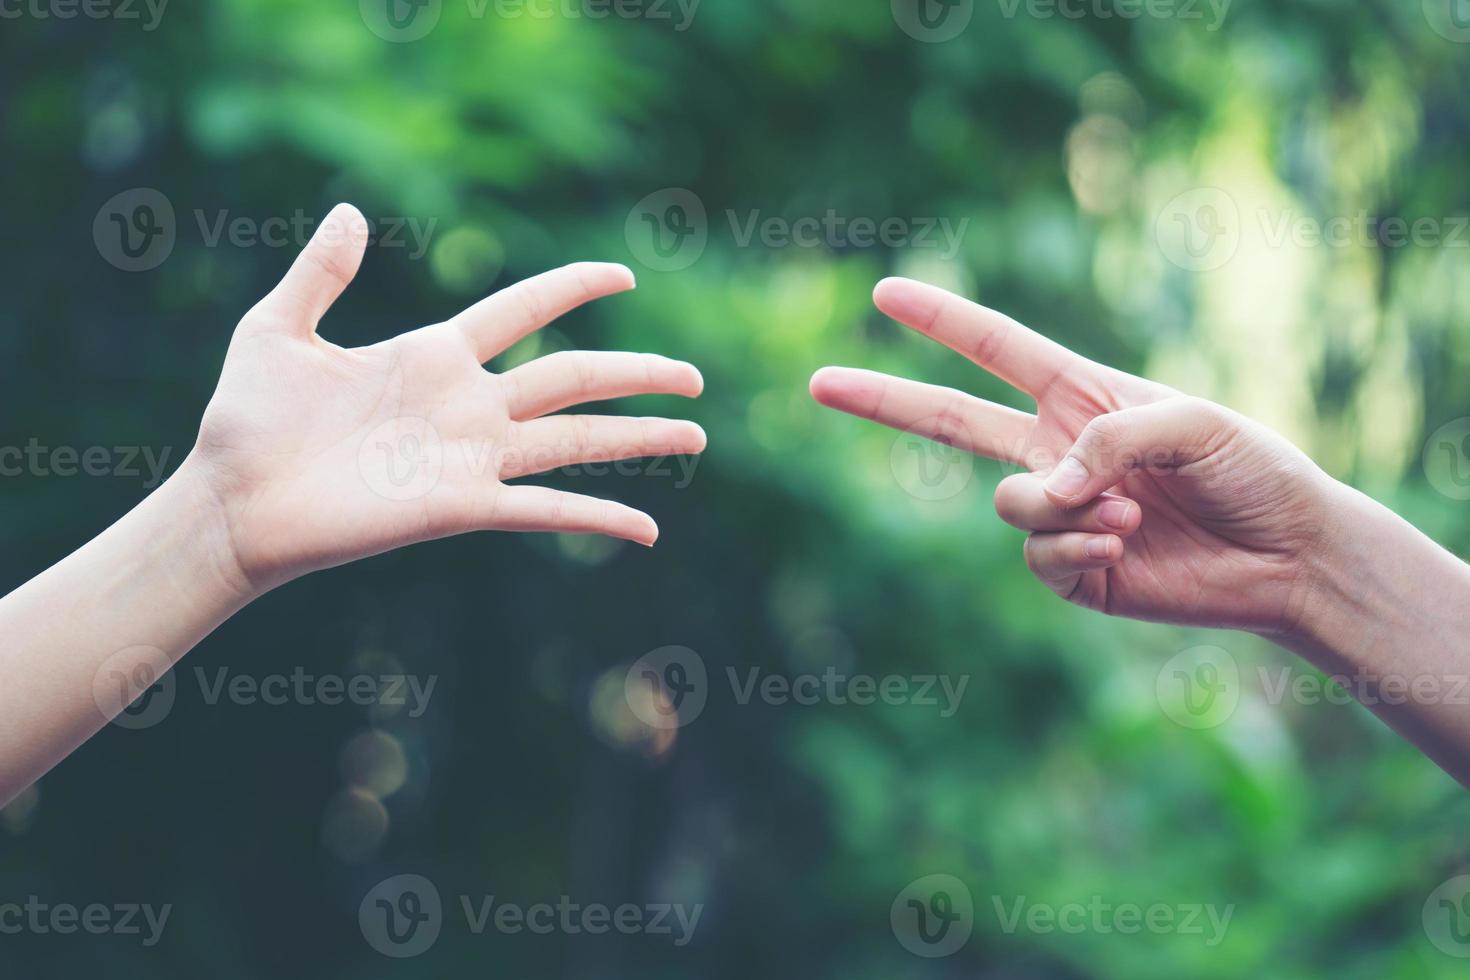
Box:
[3,0,1470,976]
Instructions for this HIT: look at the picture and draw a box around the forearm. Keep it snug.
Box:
[1282,482,1470,784]
[0,457,256,804]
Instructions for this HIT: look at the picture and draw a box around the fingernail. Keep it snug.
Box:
[1084,537,1114,561]
[1098,500,1133,529]
[1045,457,1089,500]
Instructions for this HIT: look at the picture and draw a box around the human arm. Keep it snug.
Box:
[0,204,706,804]
[811,276,1470,785]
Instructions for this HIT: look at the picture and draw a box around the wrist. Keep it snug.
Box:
[152,455,268,609]
[1278,481,1382,659]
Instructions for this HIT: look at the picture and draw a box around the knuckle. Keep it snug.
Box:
[993,476,1027,524]
[1022,535,1045,575]
[1082,412,1124,452]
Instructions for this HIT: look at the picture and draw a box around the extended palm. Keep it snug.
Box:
[191,206,705,593]
[812,278,1333,635]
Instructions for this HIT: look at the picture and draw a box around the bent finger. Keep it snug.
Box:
[1023,531,1123,593]
[994,472,1141,534]
[1042,397,1234,508]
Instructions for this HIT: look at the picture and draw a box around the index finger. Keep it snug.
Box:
[873,278,1084,398]
[454,263,636,363]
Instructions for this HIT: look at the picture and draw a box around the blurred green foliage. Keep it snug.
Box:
[3,0,1470,977]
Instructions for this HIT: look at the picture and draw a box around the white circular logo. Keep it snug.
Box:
[360,874,443,958]
[359,0,442,42]
[93,645,175,730]
[94,188,176,272]
[1424,875,1470,957]
[625,188,708,272]
[1154,187,1240,273]
[624,645,707,730]
[889,423,976,502]
[1424,418,1470,501]
[1156,645,1239,730]
[358,417,444,502]
[891,874,973,957]
[891,0,974,42]
[1424,0,1470,43]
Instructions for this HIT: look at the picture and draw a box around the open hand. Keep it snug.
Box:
[811,278,1339,636]
[189,204,706,594]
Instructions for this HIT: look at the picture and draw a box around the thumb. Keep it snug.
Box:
[249,203,370,334]
[1043,397,1233,507]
